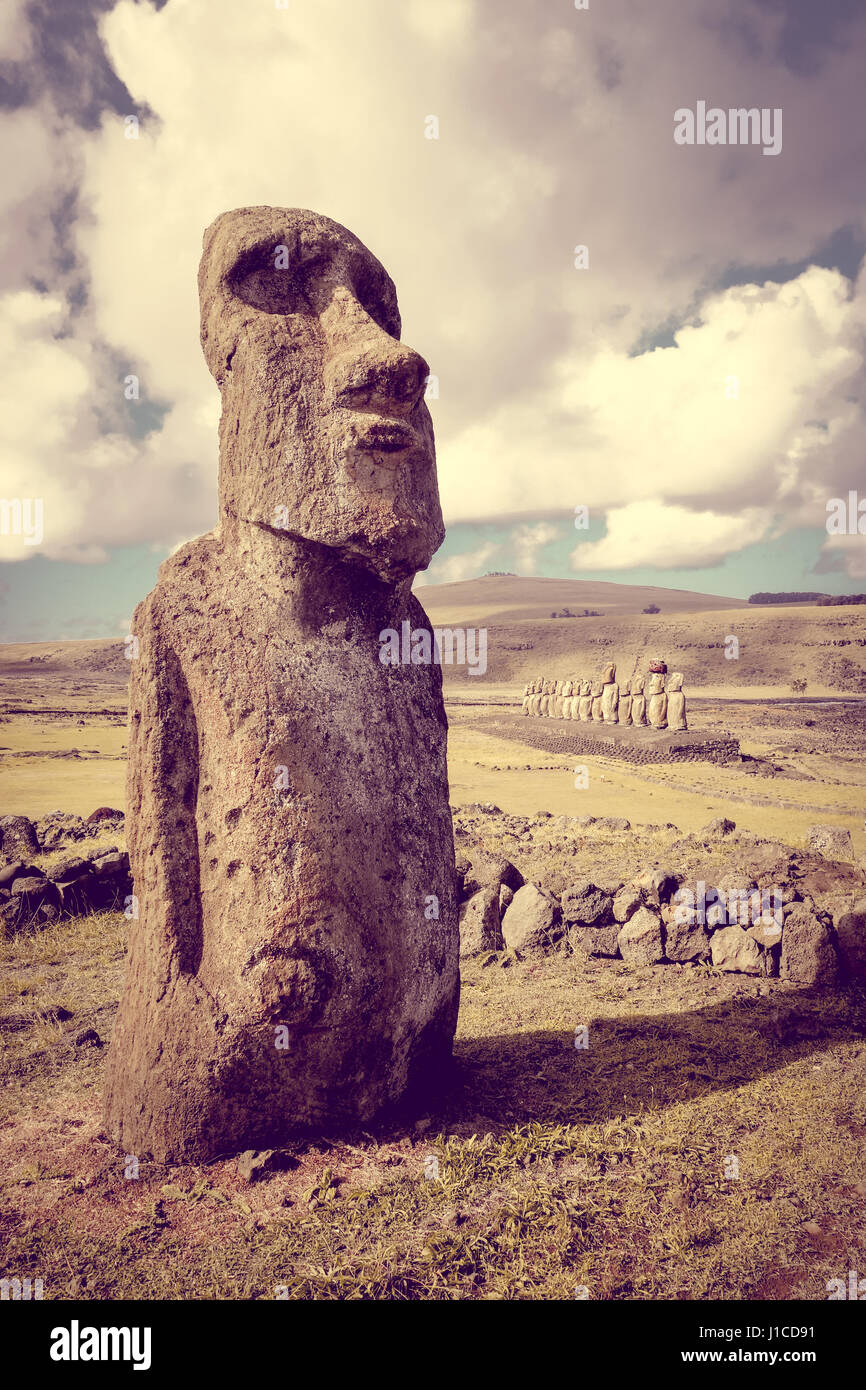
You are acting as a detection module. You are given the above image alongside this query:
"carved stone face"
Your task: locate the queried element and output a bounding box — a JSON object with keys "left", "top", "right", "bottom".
{"left": 602, "top": 663, "right": 616, "bottom": 684}
{"left": 667, "top": 672, "right": 684, "bottom": 691}
{"left": 631, "top": 675, "right": 644, "bottom": 695}
{"left": 199, "top": 206, "right": 444, "bottom": 582}
{"left": 646, "top": 672, "right": 666, "bottom": 695}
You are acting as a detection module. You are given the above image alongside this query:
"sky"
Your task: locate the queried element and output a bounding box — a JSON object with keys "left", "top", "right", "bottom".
{"left": 1, "top": 0, "right": 865, "bottom": 640}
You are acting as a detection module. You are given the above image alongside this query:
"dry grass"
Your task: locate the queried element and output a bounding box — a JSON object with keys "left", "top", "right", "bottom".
{"left": 1, "top": 905, "right": 864, "bottom": 1300}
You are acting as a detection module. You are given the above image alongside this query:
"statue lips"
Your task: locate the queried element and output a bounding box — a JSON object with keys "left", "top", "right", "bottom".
{"left": 354, "top": 418, "right": 417, "bottom": 454}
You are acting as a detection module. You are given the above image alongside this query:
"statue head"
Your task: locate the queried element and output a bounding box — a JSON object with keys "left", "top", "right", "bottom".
{"left": 591, "top": 680, "right": 603, "bottom": 697}
{"left": 667, "top": 672, "right": 684, "bottom": 691}
{"left": 602, "top": 662, "right": 616, "bottom": 684}
{"left": 621, "top": 681, "right": 631, "bottom": 696}
{"left": 198, "top": 206, "right": 444, "bottom": 582}
{"left": 647, "top": 672, "right": 666, "bottom": 695}
{"left": 631, "top": 674, "right": 644, "bottom": 694}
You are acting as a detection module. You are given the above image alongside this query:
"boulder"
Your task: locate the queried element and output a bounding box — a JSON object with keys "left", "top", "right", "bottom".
{"left": 634, "top": 868, "right": 680, "bottom": 906}
{"left": 807, "top": 825, "right": 854, "bottom": 860}
{"left": 568, "top": 922, "right": 622, "bottom": 958}
{"left": 35, "top": 811, "right": 87, "bottom": 851}
{"left": 594, "top": 817, "right": 631, "bottom": 833}
{"left": 710, "top": 926, "right": 762, "bottom": 974}
{"left": 46, "top": 856, "right": 92, "bottom": 883}
{"left": 459, "top": 887, "right": 503, "bottom": 959}
{"left": 702, "top": 817, "right": 736, "bottom": 837}
{"left": 0, "top": 815, "right": 40, "bottom": 861}
{"left": 561, "top": 881, "right": 612, "bottom": 927}
{"left": 86, "top": 806, "right": 124, "bottom": 824}
{"left": 462, "top": 850, "right": 523, "bottom": 899}
{"left": 0, "top": 861, "right": 28, "bottom": 889}
{"left": 612, "top": 886, "right": 644, "bottom": 923}
{"left": 501, "top": 883, "right": 563, "bottom": 953}
{"left": 665, "top": 917, "right": 711, "bottom": 963}
{"left": 779, "top": 905, "right": 838, "bottom": 986}
{"left": 92, "top": 850, "right": 130, "bottom": 877}
{"left": 617, "top": 906, "right": 664, "bottom": 965}
{"left": 499, "top": 883, "right": 514, "bottom": 915}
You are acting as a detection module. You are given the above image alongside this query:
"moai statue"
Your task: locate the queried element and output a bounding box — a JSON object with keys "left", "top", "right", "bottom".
{"left": 647, "top": 672, "right": 668, "bottom": 729}
{"left": 103, "top": 207, "right": 459, "bottom": 1162}
{"left": 521, "top": 680, "right": 533, "bottom": 715}
{"left": 618, "top": 680, "right": 632, "bottom": 726}
{"left": 578, "top": 679, "right": 592, "bottom": 721}
{"left": 561, "top": 678, "right": 575, "bottom": 719}
{"left": 544, "top": 678, "right": 555, "bottom": 716}
{"left": 666, "top": 672, "right": 687, "bottom": 731}
{"left": 590, "top": 680, "right": 604, "bottom": 721}
{"left": 630, "top": 674, "right": 647, "bottom": 726}
{"left": 600, "top": 662, "right": 619, "bottom": 724}
{"left": 529, "top": 679, "right": 543, "bottom": 717}
{"left": 554, "top": 679, "right": 566, "bottom": 718}
{"left": 567, "top": 678, "right": 581, "bottom": 718}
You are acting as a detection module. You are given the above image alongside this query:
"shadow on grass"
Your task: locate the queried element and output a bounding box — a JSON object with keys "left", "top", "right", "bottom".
{"left": 418, "top": 989, "right": 866, "bottom": 1136}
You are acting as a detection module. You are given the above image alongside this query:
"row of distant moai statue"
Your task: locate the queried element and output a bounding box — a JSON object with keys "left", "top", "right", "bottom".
{"left": 521, "top": 660, "right": 687, "bottom": 731}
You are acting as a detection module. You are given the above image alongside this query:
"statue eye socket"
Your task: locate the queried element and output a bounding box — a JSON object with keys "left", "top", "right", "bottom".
{"left": 230, "top": 266, "right": 310, "bottom": 315}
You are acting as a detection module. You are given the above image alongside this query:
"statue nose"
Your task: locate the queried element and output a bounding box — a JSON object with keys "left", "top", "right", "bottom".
{"left": 328, "top": 337, "right": 430, "bottom": 418}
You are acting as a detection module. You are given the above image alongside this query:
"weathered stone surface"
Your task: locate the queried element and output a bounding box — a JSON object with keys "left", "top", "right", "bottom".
{"left": 0, "top": 816, "right": 40, "bottom": 861}
{"left": 568, "top": 922, "right": 621, "bottom": 957}
{"left": 665, "top": 917, "right": 711, "bottom": 962}
{"left": 634, "top": 868, "right": 679, "bottom": 905}
{"left": 646, "top": 673, "right": 667, "bottom": 730}
{"left": 86, "top": 806, "right": 124, "bottom": 824}
{"left": 630, "top": 675, "right": 646, "bottom": 726}
{"left": 595, "top": 816, "right": 631, "bottom": 833}
{"left": 702, "top": 817, "right": 736, "bottom": 837}
{"left": 499, "top": 883, "right": 514, "bottom": 915}
{"left": 666, "top": 673, "right": 687, "bottom": 731}
{"left": 561, "top": 881, "right": 612, "bottom": 926}
{"left": 710, "top": 926, "right": 762, "bottom": 974}
{"left": 779, "top": 905, "right": 838, "bottom": 985}
{"left": 35, "top": 811, "right": 88, "bottom": 851}
{"left": 501, "top": 883, "right": 562, "bottom": 953}
{"left": 617, "top": 906, "right": 664, "bottom": 964}
{"left": 459, "top": 887, "right": 503, "bottom": 959}
{"left": 92, "top": 850, "right": 130, "bottom": 878}
{"left": 103, "top": 207, "right": 459, "bottom": 1162}
{"left": 462, "top": 851, "right": 523, "bottom": 898}
{"left": 834, "top": 900, "right": 866, "bottom": 981}
{"left": 612, "top": 886, "right": 643, "bottom": 923}
{"left": 0, "top": 861, "right": 27, "bottom": 888}
{"left": 45, "top": 856, "right": 92, "bottom": 883}
{"left": 807, "top": 824, "right": 854, "bottom": 860}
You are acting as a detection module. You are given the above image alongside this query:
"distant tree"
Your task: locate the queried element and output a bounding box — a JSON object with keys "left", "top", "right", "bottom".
{"left": 817, "top": 593, "right": 866, "bottom": 606}
{"left": 790, "top": 678, "right": 807, "bottom": 694}
{"left": 643, "top": 603, "right": 661, "bottom": 614}
{"left": 749, "top": 592, "right": 827, "bottom": 605}
{"left": 550, "top": 611, "right": 557, "bottom": 619}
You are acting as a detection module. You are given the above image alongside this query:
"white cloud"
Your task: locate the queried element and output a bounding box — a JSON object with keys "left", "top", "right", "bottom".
{"left": 2, "top": 0, "right": 866, "bottom": 578}
{"left": 417, "top": 541, "right": 500, "bottom": 585}
{"left": 571, "top": 500, "right": 771, "bottom": 571}
{"left": 512, "top": 521, "right": 561, "bottom": 574}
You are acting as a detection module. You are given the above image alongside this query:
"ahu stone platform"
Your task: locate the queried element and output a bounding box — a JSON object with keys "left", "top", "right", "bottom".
{"left": 474, "top": 711, "right": 740, "bottom": 767}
